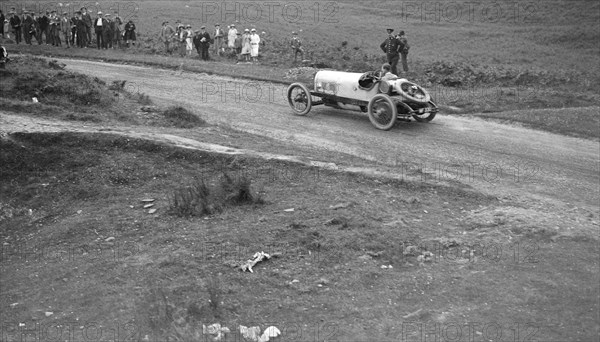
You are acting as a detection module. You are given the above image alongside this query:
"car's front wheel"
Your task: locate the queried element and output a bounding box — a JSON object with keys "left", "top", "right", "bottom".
{"left": 287, "top": 83, "right": 312, "bottom": 116}
{"left": 368, "top": 94, "right": 397, "bottom": 130}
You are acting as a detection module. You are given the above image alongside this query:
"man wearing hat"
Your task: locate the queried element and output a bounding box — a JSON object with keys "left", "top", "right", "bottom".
{"left": 37, "top": 11, "right": 48, "bottom": 44}
{"left": 30, "top": 12, "right": 42, "bottom": 44}
{"left": 396, "top": 30, "right": 410, "bottom": 72}
{"left": 22, "top": 11, "right": 33, "bottom": 44}
{"left": 49, "top": 10, "right": 61, "bottom": 46}
{"left": 75, "top": 11, "right": 88, "bottom": 47}
{"left": 103, "top": 13, "right": 114, "bottom": 48}
{"left": 94, "top": 11, "right": 105, "bottom": 49}
{"left": 380, "top": 28, "right": 401, "bottom": 76}
{"left": 80, "top": 8, "right": 92, "bottom": 45}
{"left": 290, "top": 31, "right": 304, "bottom": 62}
{"left": 61, "top": 12, "right": 71, "bottom": 47}
{"left": 213, "top": 23, "right": 224, "bottom": 56}
{"left": 112, "top": 12, "right": 123, "bottom": 49}
{"left": 227, "top": 24, "right": 237, "bottom": 50}
{"left": 197, "top": 25, "right": 211, "bottom": 60}
{"left": 159, "top": 21, "right": 175, "bottom": 54}
{"left": 9, "top": 11, "right": 22, "bottom": 44}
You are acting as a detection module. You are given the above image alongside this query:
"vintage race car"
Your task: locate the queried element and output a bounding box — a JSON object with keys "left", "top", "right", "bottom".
{"left": 286, "top": 70, "right": 438, "bottom": 130}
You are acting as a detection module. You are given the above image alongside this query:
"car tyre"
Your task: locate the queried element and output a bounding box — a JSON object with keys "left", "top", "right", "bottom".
{"left": 287, "top": 83, "right": 312, "bottom": 116}
{"left": 412, "top": 101, "right": 437, "bottom": 122}
{"left": 395, "top": 80, "right": 431, "bottom": 104}
{"left": 368, "top": 94, "right": 397, "bottom": 130}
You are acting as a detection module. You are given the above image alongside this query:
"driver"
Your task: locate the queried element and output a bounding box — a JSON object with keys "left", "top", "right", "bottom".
{"left": 380, "top": 63, "right": 398, "bottom": 81}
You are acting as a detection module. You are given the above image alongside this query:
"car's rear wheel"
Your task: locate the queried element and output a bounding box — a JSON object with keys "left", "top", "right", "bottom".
{"left": 412, "top": 101, "right": 437, "bottom": 122}
{"left": 287, "top": 83, "right": 312, "bottom": 116}
{"left": 368, "top": 94, "right": 397, "bottom": 130}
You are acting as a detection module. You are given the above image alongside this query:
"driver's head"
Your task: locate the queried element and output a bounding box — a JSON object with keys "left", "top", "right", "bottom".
{"left": 382, "top": 63, "right": 391, "bottom": 73}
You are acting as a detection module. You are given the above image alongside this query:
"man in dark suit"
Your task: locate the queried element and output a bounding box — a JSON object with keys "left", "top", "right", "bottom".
{"left": 22, "top": 11, "right": 33, "bottom": 44}
{"left": 102, "top": 13, "right": 113, "bottom": 48}
{"left": 380, "top": 28, "right": 401, "bottom": 76}
{"left": 112, "top": 12, "right": 123, "bottom": 49}
{"left": 39, "top": 11, "right": 49, "bottom": 44}
{"left": 75, "top": 11, "right": 88, "bottom": 48}
{"left": 30, "top": 13, "right": 42, "bottom": 44}
{"left": 197, "top": 25, "right": 211, "bottom": 60}
{"left": 81, "top": 7, "right": 92, "bottom": 46}
{"left": 9, "top": 11, "right": 22, "bottom": 44}
{"left": 396, "top": 30, "right": 410, "bottom": 72}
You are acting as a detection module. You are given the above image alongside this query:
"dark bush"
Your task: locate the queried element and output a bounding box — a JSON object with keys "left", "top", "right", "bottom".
{"left": 162, "top": 106, "right": 206, "bottom": 128}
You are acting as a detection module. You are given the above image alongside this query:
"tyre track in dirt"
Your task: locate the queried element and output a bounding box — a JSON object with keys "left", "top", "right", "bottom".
{"left": 12, "top": 58, "right": 600, "bottom": 219}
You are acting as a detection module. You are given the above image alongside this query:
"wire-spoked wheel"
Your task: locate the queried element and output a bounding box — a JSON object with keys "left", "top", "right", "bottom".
{"left": 367, "top": 94, "right": 397, "bottom": 130}
{"left": 286, "top": 83, "right": 313, "bottom": 116}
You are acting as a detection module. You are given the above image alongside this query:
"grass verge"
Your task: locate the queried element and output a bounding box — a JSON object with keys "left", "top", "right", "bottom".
{"left": 0, "top": 131, "right": 597, "bottom": 341}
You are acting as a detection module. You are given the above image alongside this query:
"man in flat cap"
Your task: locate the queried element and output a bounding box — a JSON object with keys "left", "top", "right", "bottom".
{"left": 81, "top": 7, "right": 92, "bottom": 45}
{"left": 30, "top": 12, "right": 42, "bottom": 44}
{"left": 290, "top": 31, "right": 304, "bottom": 62}
{"left": 380, "top": 28, "right": 401, "bottom": 76}
{"left": 9, "top": 11, "right": 22, "bottom": 44}
{"left": 197, "top": 25, "right": 211, "bottom": 60}
{"left": 22, "top": 11, "right": 34, "bottom": 44}
{"left": 94, "top": 11, "right": 104, "bottom": 48}
{"left": 75, "top": 11, "right": 88, "bottom": 47}
{"left": 103, "top": 13, "right": 114, "bottom": 48}
{"left": 396, "top": 30, "right": 410, "bottom": 72}
{"left": 160, "top": 21, "right": 175, "bottom": 54}
{"left": 61, "top": 12, "right": 71, "bottom": 47}
{"left": 49, "top": 10, "right": 61, "bottom": 46}
{"left": 112, "top": 12, "right": 123, "bottom": 49}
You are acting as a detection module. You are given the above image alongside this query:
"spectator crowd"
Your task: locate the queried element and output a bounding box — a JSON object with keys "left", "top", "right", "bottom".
{"left": 1, "top": 7, "right": 310, "bottom": 64}
{"left": 1, "top": 7, "right": 319, "bottom": 65}
{"left": 1, "top": 7, "right": 136, "bottom": 49}
{"left": 160, "top": 22, "right": 266, "bottom": 62}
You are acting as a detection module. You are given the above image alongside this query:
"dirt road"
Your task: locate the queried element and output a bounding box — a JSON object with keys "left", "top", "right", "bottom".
{"left": 6, "top": 58, "right": 600, "bottom": 222}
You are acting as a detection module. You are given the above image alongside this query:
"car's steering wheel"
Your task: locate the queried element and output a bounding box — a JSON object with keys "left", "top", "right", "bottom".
{"left": 373, "top": 70, "right": 382, "bottom": 79}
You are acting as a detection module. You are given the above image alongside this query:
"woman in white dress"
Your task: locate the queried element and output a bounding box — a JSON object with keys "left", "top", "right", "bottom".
{"left": 227, "top": 24, "right": 237, "bottom": 49}
{"left": 241, "top": 28, "right": 251, "bottom": 62}
{"left": 185, "top": 25, "right": 193, "bottom": 56}
{"left": 249, "top": 28, "right": 260, "bottom": 62}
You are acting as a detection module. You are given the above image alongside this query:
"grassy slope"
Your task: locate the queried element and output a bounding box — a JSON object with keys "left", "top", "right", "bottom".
{"left": 0, "top": 132, "right": 598, "bottom": 341}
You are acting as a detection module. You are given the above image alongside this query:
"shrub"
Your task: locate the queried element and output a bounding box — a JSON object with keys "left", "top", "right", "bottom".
{"left": 168, "top": 173, "right": 263, "bottom": 218}
{"left": 168, "top": 179, "right": 215, "bottom": 217}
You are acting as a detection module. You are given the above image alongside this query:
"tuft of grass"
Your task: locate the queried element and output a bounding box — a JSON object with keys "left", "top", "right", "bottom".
{"left": 168, "top": 179, "right": 215, "bottom": 217}
{"left": 162, "top": 106, "right": 206, "bottom": 128}
{"left": 136, "top": 92, "right": 153, "bottom": 105}
{"left": 168, "top": 173, "right": 264, "bottom": 218}
{"left": 108, "top": 80, "right": 127, "bottom": 90}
